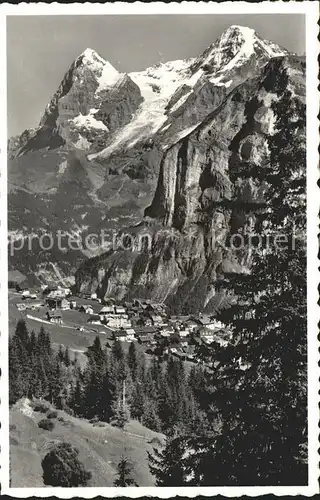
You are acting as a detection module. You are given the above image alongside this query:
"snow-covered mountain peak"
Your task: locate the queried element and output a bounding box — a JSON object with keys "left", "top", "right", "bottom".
{"left": 78, "top": 47, "right": 106, "bottom": 65}
{"left": 74, "top": 48, "right": 122, "bottom": 89}
{"left": 222, "top": 24, "right": 255, "bottom": 38}
{"left": 218, "top": 24, "right": 256, "bottom": 49}
{"left": 192, "top": 24, "right": 287, "bottom": 79}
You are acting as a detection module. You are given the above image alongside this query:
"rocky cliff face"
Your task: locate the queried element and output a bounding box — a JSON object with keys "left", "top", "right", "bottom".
{"left": 74, "top": 55, "right": 306, "bottom": 313}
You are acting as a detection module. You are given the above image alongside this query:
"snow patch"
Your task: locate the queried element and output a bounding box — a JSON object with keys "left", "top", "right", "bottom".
{"left": 170, "top": 91, "right": 192, "bottom": 113}
{"left": 259, "top": 89, "right": 281, "bottom": 107}
{"left": 58, "top": 160, "right": 68, "bottom": 175}
{"left": 171, "top": 122, "right": 202, "bottom": 143}
{"left": 75, "top": 135, "right": 91, "bottom": 150}
{"left": 72, "top": 113, "right": 109, "bottom": 131}
{"left": 210, "top": 75, "right": 233, "bottom": 88}
{"left": 223, "top": 80, "right": 233, "bottom": 88}
{"left": 188, "top": 68, "right": 204, "bottom": 86}
{"left": 161, "top": 123, "right": 172, "bottom": 133}
{"left": 257, "top": 38, "right": 286, "bottom": 58}
{"left": 256, "top": 107, "right": 277, "bottom": 135}
{"left": 96, "top": 61, "right": 122, "bottom": 92}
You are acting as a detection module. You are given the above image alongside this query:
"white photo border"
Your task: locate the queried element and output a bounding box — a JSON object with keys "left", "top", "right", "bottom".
{"left": 0, "top": 1, "right": 318, "bottom": 497}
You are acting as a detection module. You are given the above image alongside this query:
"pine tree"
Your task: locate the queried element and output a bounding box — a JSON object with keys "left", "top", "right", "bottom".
{"left": 142, "top": 398, "right": 161, "bottom": 432}
{"left": 136, "top": 347, "right": 146, "bottom": 383}
{"left": 70, "top": 379, "right": 83, "bottom": 416}
{"left": 149, "top": 356, "right": 163, "bottom": 392}
{"left": 82, "top": 362, "right": 102, "bottom": 419}
{"left": 113, "top": 456, "right": 137, "bottom": 486}
{"left": 111, "top": 339, "right": 126, "bottom": 382}
{"left": 63, "top": 347, "right": 71, "bottom": 367}
{"left": 159, "top": 357, "right": 188, "bottom": 430}
{"left": 14, "top": 319, "right": 30, "bottom": 347}
{"left": 9, "top": 337, "right": 26, "bottom": 404}
{"left": 57, "top": 345, "right": 64, "bottom": 363}
{"left": 111, "top": 381, "right": 130, "bottom": 429}
{"left": 143, "top": 366, "right": 156, "bottom": 399}
{"left": 130, "top": 384, "right": 145, "bottom": 421}
{"left": 37, "top": 326, "right": 52, "bottom": 356}
{"left": 148, "top": 435, "right": 190, "bottom": 486}
{"left": 157, "top": 376, "right": 174, "bottom": 431}
{"left": 86, "top": 336, "right": 105, "bottom": 366}
{"left": 28, "top": 330, "right": 37, "bottom": 356}
{"left": 127, "top": 342, "right": 138, "bottom": 381}
{"left": 48, "top": 358, "right": 64, "bottom": 406}
{"left": 99, "top": 361, "right": 116, "bottom": 422}
{"left": 82, "top": 336, "right": 108, "bottom": 419}
{"left": 33, "top": 355, "right": 49, "bottom": 399}
{"left": 111, "top": 339, "right": 124, "bottom": 362}
{"left": 9, "top": 320, "right": 31, "bottom": 402}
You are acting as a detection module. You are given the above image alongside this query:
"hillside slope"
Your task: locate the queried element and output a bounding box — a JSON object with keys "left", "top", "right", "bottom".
{"left": 10, "top": 398, "right": 164, "bottom": 487}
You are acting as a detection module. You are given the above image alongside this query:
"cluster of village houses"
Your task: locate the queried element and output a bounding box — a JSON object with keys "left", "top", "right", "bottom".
{"left": 14, "top": 284, "right": 230, "bottom": 361}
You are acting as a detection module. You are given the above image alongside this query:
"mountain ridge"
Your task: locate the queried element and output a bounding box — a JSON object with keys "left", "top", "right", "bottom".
{"left": 9, "top": 25, "right": 286, "bottom": 159}
{"left": 8, "top": 26, "right": 303, "bottom": 298}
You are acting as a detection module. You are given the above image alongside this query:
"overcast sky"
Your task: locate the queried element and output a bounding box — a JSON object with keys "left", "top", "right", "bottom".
{"left": 7, "top": 14, "right": 305, "bottom": 137}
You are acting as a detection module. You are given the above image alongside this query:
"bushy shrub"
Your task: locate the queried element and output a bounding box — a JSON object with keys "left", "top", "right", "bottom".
{"left": 149, "top": 437, "right": 163, "bottom": 447}
{"left": 10, "top": 436, "right": 19, "bottom": 446}
{"left": 38, "top": 418, "right": 54, "bottom": 431}
{"left": 62, "top": 420, "right": 71, "bottom": 427}
{"left": 63, "top": 406, "right": 74, "bottom": 417}
{"left": 47, "top": 410, "right": 58, "bottom": 419}
{"left": 41, "top": 442, "right": 92, "bottom": 486}
{"left": 93, "top": 422, "right": 106, "bottom": 428}
{"left": 202, "top": 62, "right": 214, "bottom": 73}
{"left": 89, "top": 416, "right": 99, "bottom": 424}
{"left": 33, "top": 402, "right": 49, "bottom": 413}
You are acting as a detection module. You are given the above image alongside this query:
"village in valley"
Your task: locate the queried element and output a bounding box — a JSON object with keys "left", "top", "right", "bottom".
{"left": 8, "top": 270, "right": 231, "bottom": 367}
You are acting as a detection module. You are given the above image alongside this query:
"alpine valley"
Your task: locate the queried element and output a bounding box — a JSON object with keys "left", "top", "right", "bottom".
{"left": 8, "top": 25, "right": 305, "bottom": 313}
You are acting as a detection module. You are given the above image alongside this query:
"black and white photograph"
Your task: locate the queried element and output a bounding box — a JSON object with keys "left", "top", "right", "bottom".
{"left": 1, "top": 1, "right": 318, "bottom": 496}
